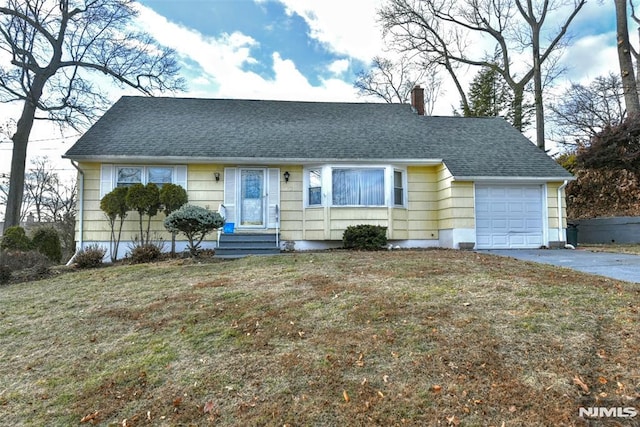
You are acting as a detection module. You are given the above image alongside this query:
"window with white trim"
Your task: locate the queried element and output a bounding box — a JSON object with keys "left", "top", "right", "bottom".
{"left": 394, "top": 170, "right": 404, "bottom": 205}
{"left": 333, "top": 168, "right": 385, "bottom": 206}
{"left": 116, "top": 166, "right": 175, "bottom": 188}
{"left": 303, "top": 166, "right": 407, "bottom": 208}
{"left": 116, "top": 167, "right": 143, "bottom": 187}
{"left": 308, "top": 169, "right": 322, "bottom": 206}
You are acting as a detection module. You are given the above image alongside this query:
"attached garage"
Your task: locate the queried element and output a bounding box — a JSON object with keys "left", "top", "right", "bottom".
{"left": 475, "top": 184, "right": 545, "bottom": 249}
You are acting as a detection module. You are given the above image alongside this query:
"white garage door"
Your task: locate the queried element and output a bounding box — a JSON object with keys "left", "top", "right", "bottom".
{"left": 475, "top": 185, "right": 544, "bottom": 249}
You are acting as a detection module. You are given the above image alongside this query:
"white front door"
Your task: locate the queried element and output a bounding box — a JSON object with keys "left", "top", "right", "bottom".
{"left": 239, "top": 168, "right": 266, "bottom": 228}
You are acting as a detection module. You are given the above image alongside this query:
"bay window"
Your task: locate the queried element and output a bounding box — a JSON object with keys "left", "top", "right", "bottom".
{"left": 332, "top": 168, "right": 385, "bottom": 206}
{"left": 304, "top": 166, "right": 406, "bottom": 208}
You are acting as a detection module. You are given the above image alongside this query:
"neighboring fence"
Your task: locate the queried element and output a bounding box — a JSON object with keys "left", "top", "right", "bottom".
{"left": 570, "top": 216, "right": 640, "bottom": 244}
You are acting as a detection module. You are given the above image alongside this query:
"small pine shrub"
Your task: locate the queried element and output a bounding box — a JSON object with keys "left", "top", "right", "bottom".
{"left": 1, "top": 226, "right": 32, "bottom": 251}
{"left": 74, "top": 244, "right": 106, "bottom": 269}
{"left": 129, "top": 244, "right": 162, "bottom": 264}
{"left": 164, "top": 204, "right": 224, "bottom": 256}
{"left": 343, "top": 225, "right": 388, "bottom": 251}
{"left": 31, "top": 227, "right": 62, "bottom": 263}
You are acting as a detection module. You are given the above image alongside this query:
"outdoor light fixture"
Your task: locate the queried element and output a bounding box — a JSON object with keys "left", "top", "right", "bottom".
{"left": 284, "top": 171, "right": 290, "bottom": 182}
{"left": 214, "top": 172, "right": 220, "bottom": 182}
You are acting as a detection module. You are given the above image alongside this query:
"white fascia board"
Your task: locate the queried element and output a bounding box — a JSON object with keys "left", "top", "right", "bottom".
{"left": 64, "top": 155, "right": 444, "bottom": 166}
{"left": 452, "top": 175, "right": 576, "bottom": 182}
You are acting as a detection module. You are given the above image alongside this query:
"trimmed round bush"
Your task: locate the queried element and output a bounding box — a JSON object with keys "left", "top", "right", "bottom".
{"left": 1, "top": 226, "right": 32, "bottom": 251}
{"left": 164, "top": 204, "right": 224, "bottom": 256}
{"left": 343, "top": 224, "right": 388, "bottom": 250}
{"left": 31, "top": 227, "right": 62, "bottom": 263}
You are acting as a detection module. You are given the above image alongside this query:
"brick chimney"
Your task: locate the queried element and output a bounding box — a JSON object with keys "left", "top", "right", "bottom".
{"left": 411, "top": 85, "right": 425, "bottom": 116}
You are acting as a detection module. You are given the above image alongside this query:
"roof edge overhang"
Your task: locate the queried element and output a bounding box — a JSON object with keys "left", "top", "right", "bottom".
{"left": 62, "top": 155, "right": 444, "bottom": 166}
{"left": 452, "top": 175, "right": 576, "bottom": 182}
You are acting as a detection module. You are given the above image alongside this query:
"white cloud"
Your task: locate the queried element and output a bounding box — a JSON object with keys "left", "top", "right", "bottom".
{"left": 275, "top": 0, "right": 385, "bottom": 62}
{"left": 135, "top": 4, "right": 360, "bottom": 102}
{"left": 328, "top": 59, "right": 350, "bottom": 76}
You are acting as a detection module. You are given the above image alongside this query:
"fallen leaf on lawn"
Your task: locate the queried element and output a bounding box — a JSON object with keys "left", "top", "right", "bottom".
{"left": 432, "top": 385, "right": 442, "bottom": 393}
{"left": 509, "top": 405, "right": 516, "bottom": 413}
{"left": 147, "top": 411, "right": 151, "bottom": 421}
{"left": 446, "top": 415, "right": 460, "bottom": 425}
{"left": 377, "top": 390, "right": 384, "bottom": 398}
{"left": 383, "top": 375, "right": 389, "bottom": 383}
{"left": 80, "top": 411, "right": 99, "bottom": 423}
{"left": 573, "top": 375, "right": 589, "bottom": 393}
{"left": 203, "top": 400, "right": 215, "bottom": 414}
{"left": 598, "top": 376, "right": 607, "bottom": 384}
{"left": 173, "top": 397, "right": 182, "bottom": 407}
{"left": 356, "top": 353, "right": 364, "bottom": 367}
{"left": 343, "top": 390, "right": 350, "bottom": 403}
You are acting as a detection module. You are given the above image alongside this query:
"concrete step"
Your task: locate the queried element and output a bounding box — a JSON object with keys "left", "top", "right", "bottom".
{"left": 216, "top": 233, "right": 280, "bottom": 258}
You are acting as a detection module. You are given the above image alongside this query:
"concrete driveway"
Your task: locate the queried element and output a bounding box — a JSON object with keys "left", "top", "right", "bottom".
{"left": 481, "top": 249, "right": 640, "bottom": 283}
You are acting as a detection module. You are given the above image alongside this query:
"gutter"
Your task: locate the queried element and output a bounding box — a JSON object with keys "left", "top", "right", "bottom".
{"left": 558, "top": 180, "right": 569, "bottom": 244}
{"left": 66, "top": 161, "right": 85, "bottom": 266}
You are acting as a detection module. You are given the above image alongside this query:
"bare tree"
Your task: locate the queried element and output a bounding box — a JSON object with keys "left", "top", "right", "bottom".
{"left": 0, "top": 156, "right": 76, "bottom": 223}
{"left": 615, "top": 0, "right": 640, "bottom": 116}
{"left": 549, "top": 73, "right": 626, "bottom": 146}
{"left": 379, "top": 0, "right": 586, "bottom": 150}
{"left": 354, "top": 55, "right": 442, "bottom": 114}
{"left": 0, "top": 0, "right": 185, "bottom": 232}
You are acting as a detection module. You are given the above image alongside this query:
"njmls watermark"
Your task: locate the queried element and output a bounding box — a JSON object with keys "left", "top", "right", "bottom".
{"left": 579, "top": 407, "right": 638, "bottom": 418}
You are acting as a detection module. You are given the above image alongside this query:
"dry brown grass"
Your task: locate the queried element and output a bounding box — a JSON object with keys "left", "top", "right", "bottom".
{"left": 0, "top": 250, "right": 639, "bottom": 426}
{"left": 579, "top": 244, "right": 640, "bottom": 255}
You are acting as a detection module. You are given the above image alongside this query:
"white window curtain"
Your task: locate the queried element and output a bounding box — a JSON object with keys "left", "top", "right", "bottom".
{"left": 332, "top": 168, "right": 384, "bottom": 206}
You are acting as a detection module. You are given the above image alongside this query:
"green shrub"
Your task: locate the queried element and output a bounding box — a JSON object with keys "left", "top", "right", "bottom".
{"left": 101, "top": 186, "right": 129, "bottom": 262}
{"left": 1, "top": 250, "right": 51, "bottom": 270}
{"left": 31, "top": 227, "right": 62, "bottom": 263}
{"left": 74, "top": 244, "right": 106, "bottom": 269}
{"left": 343, "top": 225, "right": 388, "bottom": 251}
{"left": 129, "top": 244, "right": 163, "bottom": 264}
{"left": 1, "top": 226, "right": 32, "bottom": 251}
{"left": 159, "top": 183, "right": 189, "bottom": 257}
{"left": 126, "top": 182, "right": 160, "bottom": 246}
{"left": 0, "top": 265, "right": 11, "bottom": 285}
{"left": 0, "top": 249, "right": 51, "bottom": 283}
{"left": 164, "top": 204, "right": 224, "bottom": 256}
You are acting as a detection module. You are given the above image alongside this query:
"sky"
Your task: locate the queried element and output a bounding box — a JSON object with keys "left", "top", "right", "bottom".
{"left": 0, "top": 0, "right": 625, "bottom": 183}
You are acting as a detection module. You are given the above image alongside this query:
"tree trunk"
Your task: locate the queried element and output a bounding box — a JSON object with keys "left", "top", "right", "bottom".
{"left": 532, "top": 23, "right": 545, "bottom": 150}
{"left": 512, "top": 86, "right": 525, "bottom": 132}
{"left": 615, "top": 0, "right": 640, "bottom": 116}
{"left": 4, "top": 100, "right": 39, "bottom": 231}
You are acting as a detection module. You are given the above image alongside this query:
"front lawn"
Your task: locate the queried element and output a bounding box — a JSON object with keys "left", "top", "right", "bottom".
{"left": 0, "top": 250, "right": 638, "bottom": 426}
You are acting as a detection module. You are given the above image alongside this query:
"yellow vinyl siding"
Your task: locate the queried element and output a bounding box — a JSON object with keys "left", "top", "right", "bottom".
{"left": 279, "top": 166, "right": 303, "bottom": 241}
{"left": 437, "top": 164, "right": 475, "bottom": 230}
{"left": 298, "top": 165, "right": 440, "bottom": 241}
{"left": 546, "top": 182, "right": 567, "bottom": 229}
{"left": 186, "top": 164, "right": 223, "bottom": 208}
{"left": 79, "top": 163, "right": 226, "bottom": 244}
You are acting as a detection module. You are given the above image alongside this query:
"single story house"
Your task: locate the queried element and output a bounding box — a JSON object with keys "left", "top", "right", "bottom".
{"left": 63, "top": 87, "right": 573, "bottom": 258}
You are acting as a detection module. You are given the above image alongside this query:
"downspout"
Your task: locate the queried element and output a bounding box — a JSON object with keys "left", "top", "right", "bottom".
{"left": 66, "top": 161, "right": 84, "bottom": 266}
{"left": 557, "top": 180, "right": 569, "bottom": 245}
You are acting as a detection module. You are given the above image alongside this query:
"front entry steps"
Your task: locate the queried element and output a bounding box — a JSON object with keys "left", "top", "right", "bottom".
{"left": 215, "top": 233, "right": 281, "bottom": 258}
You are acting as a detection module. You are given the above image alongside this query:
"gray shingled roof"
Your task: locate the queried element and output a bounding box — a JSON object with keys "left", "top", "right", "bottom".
{"left": 64, "top": 96, "right": 572, "bottom": 178}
